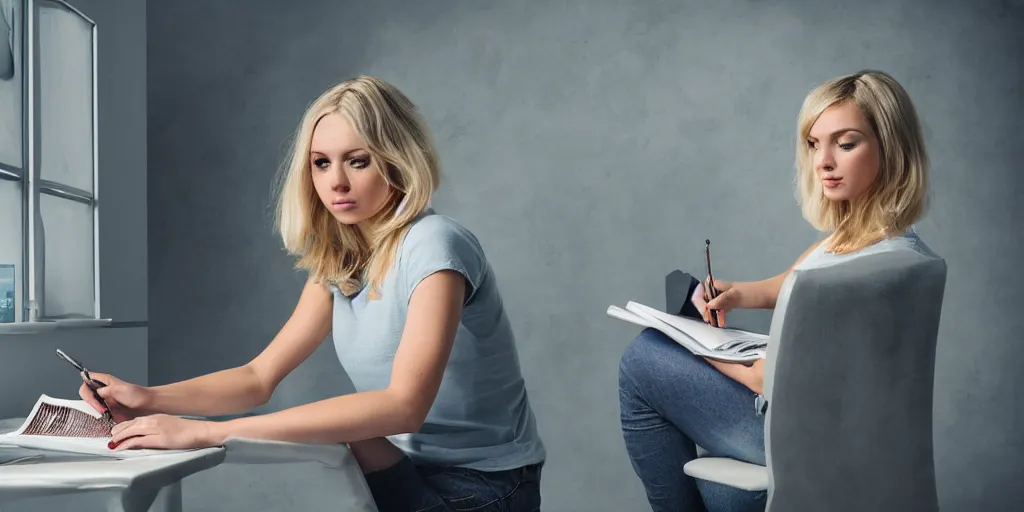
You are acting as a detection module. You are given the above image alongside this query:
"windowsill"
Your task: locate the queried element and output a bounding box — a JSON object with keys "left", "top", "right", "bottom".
{"left": 0, "top": 318, "right": 113, "bottom": 336}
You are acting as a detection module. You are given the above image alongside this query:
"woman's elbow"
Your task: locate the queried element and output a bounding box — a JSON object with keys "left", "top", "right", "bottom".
{"left": 243, "top": 364, "right": 277, "bottom": 407}
{"left": 390, "top": 392, "right": 431, "bottom": 434}
{"left": 396, "top": 415, "right": 425, "bottom": 435}
{"left": 253, "top": 388, "right": 273, "bottom": 408}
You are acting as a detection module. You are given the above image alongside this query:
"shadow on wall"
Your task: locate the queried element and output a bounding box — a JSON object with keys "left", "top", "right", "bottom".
{"left": 147, "top": 1, "right": 1024, "bottom": 511}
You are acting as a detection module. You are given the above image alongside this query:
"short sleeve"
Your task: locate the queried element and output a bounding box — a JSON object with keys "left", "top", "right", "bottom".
{"left": 399, "top": 216, "right": 485, "bottom": 303}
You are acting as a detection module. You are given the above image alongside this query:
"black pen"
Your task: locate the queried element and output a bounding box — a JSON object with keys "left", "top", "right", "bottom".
{"left": 705, "top": 239, "right": 721, "bottom": 327}
{"left": 55, "top": 349, "right": 116, "bottom": 427}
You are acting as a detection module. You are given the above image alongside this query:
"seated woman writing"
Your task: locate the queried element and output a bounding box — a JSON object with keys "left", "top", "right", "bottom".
{"left": 617, "top": 69, "right": 938, "bottom": 512}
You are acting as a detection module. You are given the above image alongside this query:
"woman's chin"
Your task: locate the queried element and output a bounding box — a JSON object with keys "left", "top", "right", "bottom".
{"left": 329, "top": 210, "right": 364, "bottom": 225}
{"left": 822, "top": 189, "right": 849, "bottom": 202}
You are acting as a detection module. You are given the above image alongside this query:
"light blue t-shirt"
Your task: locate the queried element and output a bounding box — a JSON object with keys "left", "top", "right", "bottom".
{"left": 330, "top": 209, "right": 546, "bottom": 471}
{"left": 794, "top": 227, "right": 937, "bottom": 271}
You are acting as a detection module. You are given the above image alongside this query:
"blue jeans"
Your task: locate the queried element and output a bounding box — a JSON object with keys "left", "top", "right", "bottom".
{"left": 619, "top": 328, "right": 767, "bottom": 512}
{"left": 364, "top": 456, "right": 543, "bottom": 512}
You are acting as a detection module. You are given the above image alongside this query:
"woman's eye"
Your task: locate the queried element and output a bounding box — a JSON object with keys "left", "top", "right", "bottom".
{"left": 806, "top": 139, "right": 817, "bottom": 149}
{"left": 349, "top": 157, "right": 370, "bottom": 169}
{"left": 839, "top": 142, "right": 856, "bottom": 151}
{"left": 312, "top": 158, "right": 330, "bottom": 169}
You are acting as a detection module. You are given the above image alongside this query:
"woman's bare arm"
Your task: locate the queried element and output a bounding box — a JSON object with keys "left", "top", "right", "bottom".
{"left": 203, "top": 270, "right": 465, "bottom": 444}
{"left": 143, "top": 278, "right": 334, "bottom": 417}
{"left": 728, "top": 240, "right": 823, "bottom": 310}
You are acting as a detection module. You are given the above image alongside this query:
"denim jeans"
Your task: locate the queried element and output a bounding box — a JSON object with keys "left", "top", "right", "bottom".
{"left": 364, "top": 456, "right": 543, "bottom": 512}
{"left": 619, "top": 328, "right": 767, "bottom": 512}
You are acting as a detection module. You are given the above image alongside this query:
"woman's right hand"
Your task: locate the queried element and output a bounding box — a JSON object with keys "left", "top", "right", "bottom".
{"left": 691, "top": 277, "right": 741, "bottom": 328}
{"left": 78, "top": 373, "right": 153, "bottom": 423}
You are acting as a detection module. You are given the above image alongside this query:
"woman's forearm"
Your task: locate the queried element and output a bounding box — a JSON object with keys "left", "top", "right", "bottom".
{"left": 146, "top": 365, "right": 270, "bottom": 417}
{"left": 731, "top": 274, "right": 787, "bottom": 310}
{"left": 724, "top": 242, "right": 818, "bottom": 311}
{"left": 207, "top": 389, "right": 415, "bottom": 446}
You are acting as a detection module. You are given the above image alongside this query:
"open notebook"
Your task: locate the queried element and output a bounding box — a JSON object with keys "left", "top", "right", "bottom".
{"left": 0, "top": 394, "right": 196, "bottom": 458}
{"left": 607, "top": 300, "right": 768, "bottom": 363}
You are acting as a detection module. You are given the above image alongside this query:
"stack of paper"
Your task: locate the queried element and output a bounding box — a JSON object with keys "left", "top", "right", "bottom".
{"left": 0, "top": 395, "right": 195, "bottom": 458}
{"left": 607, "top": 301, "right": 768, "bottom": 363}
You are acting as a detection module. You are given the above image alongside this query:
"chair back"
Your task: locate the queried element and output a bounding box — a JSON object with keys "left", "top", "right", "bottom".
{"left": 762, "top": 249, "right": 947, "bottom": 512}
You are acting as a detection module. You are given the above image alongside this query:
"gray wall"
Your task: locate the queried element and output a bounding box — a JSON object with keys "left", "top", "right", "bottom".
{"left": 147, "top": 1, "right": 1023, "bottom": 510}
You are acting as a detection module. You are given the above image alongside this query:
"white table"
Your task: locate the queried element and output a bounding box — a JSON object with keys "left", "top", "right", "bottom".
{"left": 0, "top": 418, "right": 225, "bottom": 512}
{"left": 0, "top": 418, "right": 378, "bottom": 512}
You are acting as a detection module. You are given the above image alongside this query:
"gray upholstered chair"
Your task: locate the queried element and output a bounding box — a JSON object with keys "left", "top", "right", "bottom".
{"left": 681, "top": 248, "right": 947, "bottom": 512}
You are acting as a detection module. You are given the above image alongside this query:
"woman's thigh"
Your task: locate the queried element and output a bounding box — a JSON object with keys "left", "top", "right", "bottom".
{"left": 620, "top": 327, "right": 766, "bottom": 464}
{"left": 364, "top": 456, "right": 543, "bottom": 512}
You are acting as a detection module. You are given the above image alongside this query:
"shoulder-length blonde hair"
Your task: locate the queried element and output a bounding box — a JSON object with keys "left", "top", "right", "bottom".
{"left": 794, "top": 69, "right": 929, "bottom": 254}
{"left": 274, "top": 76, "right": 441, "bottom": 296}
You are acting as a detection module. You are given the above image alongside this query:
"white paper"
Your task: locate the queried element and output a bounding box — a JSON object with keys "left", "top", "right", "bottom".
{"left": 0, "top": 394, "right": 195, "bottom": 458}
{"left": 607, "top": 301, "right": 767, "bottom": 363}
{"left": 625, "top": 301, "right": 767, "bottom": 349}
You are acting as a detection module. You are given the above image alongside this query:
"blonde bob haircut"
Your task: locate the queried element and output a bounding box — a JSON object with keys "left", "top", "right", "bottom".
{"left": 795, "top": 69, "right": 929, "bottom": 254}
{"left": 274, "top": 76, "right": 441, "bottom": 296}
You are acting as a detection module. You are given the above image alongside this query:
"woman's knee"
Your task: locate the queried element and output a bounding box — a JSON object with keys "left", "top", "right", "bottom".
{"left": 619, "top": 328, "right": 709, "bottom": 391}
{"left": 619, "top": 329, "right": 656, "bottom": 385}
{"left": 620, "top": 329, "right": 682, "bottom": 387}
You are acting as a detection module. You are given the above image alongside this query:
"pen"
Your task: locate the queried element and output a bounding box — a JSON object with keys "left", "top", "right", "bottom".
{"left": 704, "top": 239, "right": 721, "bottom": 327}
{"left": 55, "top": 349, "right": 116, "bottom": 428}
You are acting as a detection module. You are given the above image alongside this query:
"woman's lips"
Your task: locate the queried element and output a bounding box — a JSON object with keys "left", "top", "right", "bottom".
{"left": 330, "top": 200, "right": 357, "bottom": 211}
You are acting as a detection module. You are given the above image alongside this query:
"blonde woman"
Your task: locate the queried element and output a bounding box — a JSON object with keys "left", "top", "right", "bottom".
{"left": 618, "top": 70, "right": 938, "bottom": 512}
{"left": 79, "top": 76, "right": 546, "bottom": 511}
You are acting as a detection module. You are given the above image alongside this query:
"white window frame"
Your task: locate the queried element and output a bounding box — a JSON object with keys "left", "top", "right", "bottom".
{"left": 0, "top": 0, "right": 107, "bottom": 333}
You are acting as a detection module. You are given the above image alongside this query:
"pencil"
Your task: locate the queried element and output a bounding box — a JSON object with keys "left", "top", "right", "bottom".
{"left": 705, "top": 239, "right": 720, "bottom": 327}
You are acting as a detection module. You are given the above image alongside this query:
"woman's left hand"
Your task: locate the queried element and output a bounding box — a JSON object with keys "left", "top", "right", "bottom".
{"left": 704, "top": 357, "right": 765, "bottom": 395}
{"left": 109, "top": 414, "right": 220, "bottom": 451}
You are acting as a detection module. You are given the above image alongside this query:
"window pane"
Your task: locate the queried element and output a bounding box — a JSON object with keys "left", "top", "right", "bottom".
{"left": 38, "top": 1, "right": 93, "bottom": 192}
{"left": 0, "top": 0, "right": 24, "bottom": 169}
{"left": 0, "top": 179, "right": 21, "bottom": 322}
{"left": 39, "top": 194, "right": 93, "bottom": 318}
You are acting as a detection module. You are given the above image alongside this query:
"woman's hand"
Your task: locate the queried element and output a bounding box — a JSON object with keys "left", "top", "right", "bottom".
{"left": 692, "top": 277, "right": 741, "bottom": 328}
{"left": 704, "top": 357, "right": 765, "bottom": 395}
{"left": 78, "top": 373, "right": 154, "bottom": 423}
{"left": 109, "top": 414, "right": 222, "bottom": 451}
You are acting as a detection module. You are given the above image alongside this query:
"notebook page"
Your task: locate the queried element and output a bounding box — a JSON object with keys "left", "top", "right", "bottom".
{"left": 625, "top": 302, "right": 767, "bottom": 350}
{"left": 0, "top": 395, "right": 195, "bottom": 458}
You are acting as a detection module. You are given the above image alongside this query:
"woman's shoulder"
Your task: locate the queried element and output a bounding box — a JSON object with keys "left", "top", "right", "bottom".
{"left": 395, "top": 209, "right": 491, "bottom": 294}
{"left": 400, "top": 209, "right": 487, "bottom": 264}
{"left": 858, "top": 227, "right": 939, "bottom": 261}
{"left": 404, "top": 209, "right": 481, "bottom": 246}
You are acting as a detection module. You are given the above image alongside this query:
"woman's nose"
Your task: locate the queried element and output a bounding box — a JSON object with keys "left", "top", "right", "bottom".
{"left": 816, "top": 148, "right": 835, "bottom": 172}
{"left": 328, "top": 169, "right": 350, "bottom": 192}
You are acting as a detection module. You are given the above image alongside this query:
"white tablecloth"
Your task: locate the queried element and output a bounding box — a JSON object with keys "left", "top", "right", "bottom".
{"left": 0, "top": 418, "right": 378, "bottom": 512}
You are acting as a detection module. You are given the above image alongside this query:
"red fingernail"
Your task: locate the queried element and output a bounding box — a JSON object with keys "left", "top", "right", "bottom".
{"left": 108, "top": 440, "right": 120, "bottom": 449}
